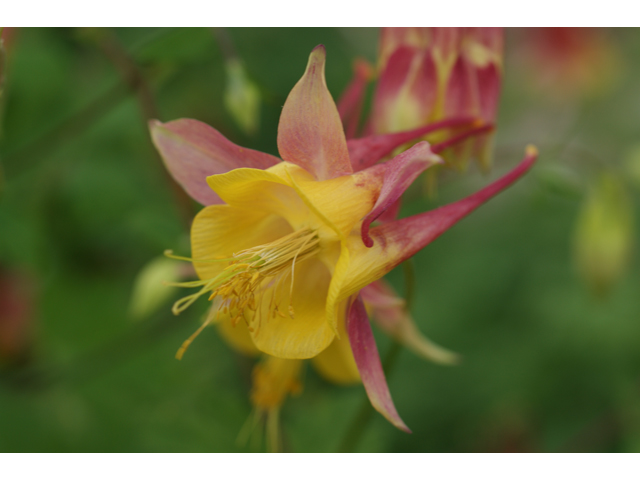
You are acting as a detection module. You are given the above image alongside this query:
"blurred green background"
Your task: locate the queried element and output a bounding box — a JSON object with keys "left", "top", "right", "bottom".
{"left": 1, "top": 27, "right": 640, "bottom": 452}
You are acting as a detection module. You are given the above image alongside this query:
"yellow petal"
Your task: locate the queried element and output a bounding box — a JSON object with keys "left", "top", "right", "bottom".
{"left": 206, "top": 162, "right": 385, "bottom": 242}
{"left": 326, "top": 232, "right": 401, "bottom": 332}
{"left": 191, "top": 204, "right": 291, "bottom": 281}
{"left": 311, "top": 311, "right": 360, "bottom": 384}
{"left": 249, "top": 258, "right": 336, "bottom": 359}
{"left": 205, "top": 164, "right": 311, "bottom": 226}
{"left": 283, "top": 163, "right": 385, "bottom": 239}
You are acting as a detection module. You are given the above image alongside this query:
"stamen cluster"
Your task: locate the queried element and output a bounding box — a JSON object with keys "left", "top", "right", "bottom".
{"left": 167, "top": 228, "right": 320, "bottom": 359}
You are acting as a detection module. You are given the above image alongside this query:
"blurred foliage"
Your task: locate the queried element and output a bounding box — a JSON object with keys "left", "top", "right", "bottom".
{"left": 1, "top": 27, "right": 640, "bottom": 452}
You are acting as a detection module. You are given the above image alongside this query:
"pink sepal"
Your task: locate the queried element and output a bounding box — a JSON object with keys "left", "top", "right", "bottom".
{"left": 371, "top": 46, "right": 437, "bottom": 136}
{"left": 377, "top": 197, "right": 402, "bottom": 224}
{"left": 150, "top": 119, "right": 280, "bottom": 205}
{"left": 477, "top": 63, "right": 501, "bottom": 122}
{"left": 361, "top": 142, "right": 442, "bottom": 247}
{"left": 371, "top": 147, "right": 538, "bottom": 268}
{"left": 277, "top": 45, "right": 353, "bottom": 181}
{"left": 361, "top": 280, "right": 459, "bottom": 365}
{"left": 443, "top": 56, "right": 478, "bottom": 119}
{"left": 360, "top": 281, "right": 405, "bottom": 329}
{"left": 347, "top": 117, "right": 475, "bottom": 172}
{"left": 347, "top": 295, "right": 411, "bottom": 433}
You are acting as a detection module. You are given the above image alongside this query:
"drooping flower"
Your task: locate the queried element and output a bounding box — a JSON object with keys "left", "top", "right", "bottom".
{"left": 366, "top": 28, "right": 503, "bottom": 171}
{"left": 151, "top": 45, "right": 536, "bottom": 432}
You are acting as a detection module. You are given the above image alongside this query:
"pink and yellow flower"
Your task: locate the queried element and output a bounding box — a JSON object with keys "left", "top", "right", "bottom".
{"left": 345, "top": 28, "right": 503, "bottom": 171}
{"left": 151, "top": 45, "right": 536, "bottom": 432}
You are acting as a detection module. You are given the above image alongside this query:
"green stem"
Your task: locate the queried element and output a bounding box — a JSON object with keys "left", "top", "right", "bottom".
{"left": 337, "top": 394, "right": 374, "bottom": 453}
{"left": 337, "top": 259, "right": 416, "bottom": 452}
{"left": 403, "top": 258, "right": 416, "bottom": 312}
{"left": 3, "top": 81, "right": 130, "bottom": 177}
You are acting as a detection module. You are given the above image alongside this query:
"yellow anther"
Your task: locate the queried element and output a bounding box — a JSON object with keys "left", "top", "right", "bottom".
{"left": 169, "top": 227, "right": 320, "bottom": 357}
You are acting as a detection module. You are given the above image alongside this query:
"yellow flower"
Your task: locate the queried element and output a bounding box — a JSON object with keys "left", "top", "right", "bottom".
{"left": 151, "top": 45, "right": 537, "bottom": 432}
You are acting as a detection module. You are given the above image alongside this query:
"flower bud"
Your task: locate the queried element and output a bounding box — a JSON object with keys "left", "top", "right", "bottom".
{"left": 573, "top": 173, "right": 634, "bottom": 297}
{"left": 224, "top": 58, "right": 260, "bottom": 136}
{"left": 129, "top": 255, "right": 194, "bottom": 320}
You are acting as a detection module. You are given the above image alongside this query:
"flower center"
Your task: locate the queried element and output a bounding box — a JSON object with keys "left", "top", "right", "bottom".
{"left": 166, "top": 227, "right": 321, "bottom": 359}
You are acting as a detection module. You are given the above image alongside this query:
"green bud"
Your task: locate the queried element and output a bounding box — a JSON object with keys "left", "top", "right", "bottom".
{"left": 573, "top": 173, "right": 634, "bottom": 297}
{"left": 223, "top": 59, "right": 260, "bottom": 136}
{"left": 129, "top": 256, "right": 191, "bottom": 320}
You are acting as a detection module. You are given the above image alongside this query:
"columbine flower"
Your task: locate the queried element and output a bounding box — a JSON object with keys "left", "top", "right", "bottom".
{"left": 151, "top": 45, "right": 536, "bottom": 432}
{"left": 369, "top": 27, "right": 503, "bottom": 171}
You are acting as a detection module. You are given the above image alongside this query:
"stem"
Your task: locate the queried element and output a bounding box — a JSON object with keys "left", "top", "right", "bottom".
{"left": 337, "top": 394, "right": 374, "bottom": 453}
{"left": 4, "top": 29, "right": 194, "bottom": 228}
{"left": 93, "top": 28, "right": 159, "bottom": 121}
{"left": 91, "top": 28, "right": 194, "bottom": 228}
{"left": 3, "top": 82, "right": 131, "bottom": 176}
{"left": 211, "top": 27, "right": 238, "bottom": 61}
{"left": 337, "top": 259, "right": 416, "bottom": 452}
{"left": 0, "top": 33, "right": 5, "bottom": 199}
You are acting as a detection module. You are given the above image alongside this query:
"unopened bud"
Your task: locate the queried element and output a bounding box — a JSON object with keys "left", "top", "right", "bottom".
{"left": 573, "top": 173, "right": 634, "bottom": 297}
{"left": 224, "top": 59, "right": 260, "bottom": 136}
{"left": 129, "top": 256, "right": 194, "bottom": 320}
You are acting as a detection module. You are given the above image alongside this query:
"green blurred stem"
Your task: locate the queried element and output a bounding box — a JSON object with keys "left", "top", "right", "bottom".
{"left": 3, "top": 27, "right": 171, "bottom": 177}
{"left": 3, "top": 82, "right": 131, "bottom": 177}
{"left": 91, "top": 28, "right": 159, "bottom": 121}
{"left": 212, "top": 27, "right": 238, "bottom": 62}
{"left": 0, "top": 32, "right": 6, "bottom": 198}
{"left": 89, "top": 28, "right": 194, "bottom": 227}
{"left": 338, "top": 259, "right": 416, "bottom": 452}
{"left": 3, "top": 29, "right": 194, "bottom": 227}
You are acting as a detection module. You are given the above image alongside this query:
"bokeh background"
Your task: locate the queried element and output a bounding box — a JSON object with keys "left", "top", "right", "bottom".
{"left": 1, "top": 27, "right": 640, "bottom": 452}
